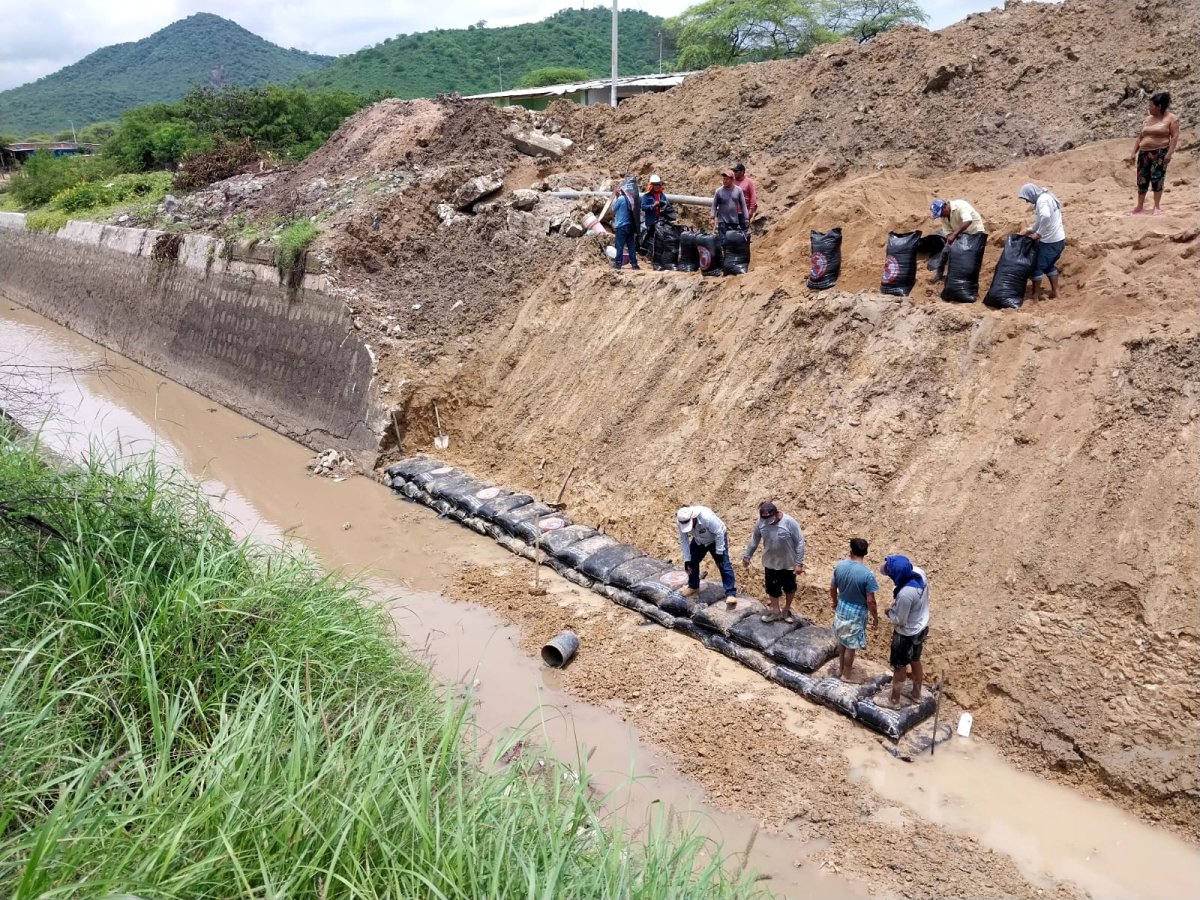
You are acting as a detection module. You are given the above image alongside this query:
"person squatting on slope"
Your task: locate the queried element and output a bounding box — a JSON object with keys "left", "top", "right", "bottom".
{"left": 1018, "top": 183, "right": 1065, "bottom": 301}
{"left": 677, "top": 505, "right": 738, "bottom": 607}
{"left": 742, "top": 501, "right": 805, "bottom": 624}
{"left": 610, "top": 186, "right": 640, "bottom": 270}
{"left": 1129, "top": 92, "right": 1180, "bottom": 216}
{"left": 880, "top": 554, "right": 931, "bottom": 708}
{"left": 929, "top": 197, "right": 985, "bottom": 282}
{"left": 710, "top": 170, "right": 749, "bottom": 248}
{"left": 733, "top": 163, "right": 758, "bottom": 224}
{"left": 829, "top": 537, "right": 879, "bottom": 681}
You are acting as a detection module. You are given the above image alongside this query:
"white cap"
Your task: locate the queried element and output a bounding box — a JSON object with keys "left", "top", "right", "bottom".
{"left": 676, "top": 506, "right": 695, "bottom": 532}
{"left": 648, "top": 174, "right": 662, "bottom": 184}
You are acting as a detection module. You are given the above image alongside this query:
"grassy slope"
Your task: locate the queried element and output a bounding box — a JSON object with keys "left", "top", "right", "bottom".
{"left": 296, "top": 8, "right": 672, "bottom": 99}
{"left": 0, "top": 13, "right": 332, "bottom": 136}
{"left": 0, "top": 435, "right": 759, "bottom": 898}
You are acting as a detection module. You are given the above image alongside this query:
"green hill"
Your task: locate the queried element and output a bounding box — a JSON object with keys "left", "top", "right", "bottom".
{"left": 296, "top": 8, "right": 673, "bottom": 98}
{"left": 0, "top": 13, "right": 333, "bottom": 137}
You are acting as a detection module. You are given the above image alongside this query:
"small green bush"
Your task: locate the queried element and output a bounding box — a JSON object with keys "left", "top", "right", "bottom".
{"left": 51, "top": 171, "right": 172, "bottom": 213}
{"left": 24, "top": 209, "right": 69, "bottom": 233}
{"left": 275, "top": 218, "right": 318, "bottom": 276}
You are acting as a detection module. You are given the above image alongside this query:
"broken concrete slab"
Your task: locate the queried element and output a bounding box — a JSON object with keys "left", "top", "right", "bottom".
{"left": 508, "top": 128, "right": 573, "bottom": 160}
{"left": 561, "top": 220, "right": 586, "bottom": 238}
{"left": 510, "top": 189, "right": 540, "bottom": 211}
{"left": 453, "top": 173, "right": 503, "bottom": 211}
{"left": 437, "top": 203, "right": 467, "bottom": 227}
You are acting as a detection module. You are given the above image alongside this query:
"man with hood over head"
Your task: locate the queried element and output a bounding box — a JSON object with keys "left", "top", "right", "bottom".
{"left": 1018, "top": 182, "right": 1066, "bottom": 301}
{"left": 880, "top": 554, "right": 931, "bottom": 708}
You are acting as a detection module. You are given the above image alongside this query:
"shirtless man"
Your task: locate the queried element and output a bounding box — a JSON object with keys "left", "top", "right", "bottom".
{"left": 1129, "top": 92, "right": 1180, "bottom": 216}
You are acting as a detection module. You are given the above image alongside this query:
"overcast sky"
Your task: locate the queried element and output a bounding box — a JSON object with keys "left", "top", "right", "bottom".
{"left": 0, "top": 0, "right": 1003, "bottom": 92}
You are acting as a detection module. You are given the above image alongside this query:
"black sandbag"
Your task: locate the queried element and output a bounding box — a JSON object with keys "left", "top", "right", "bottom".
{"left": 676, "top": 231, "right": 701, "bottom": 272}
{"left": 493, "top": 500, "right": 555, "bottom": 537}
{"left": 476, "top": 493, "right": 534, "bottom": 521}
{"left": 538, "top": 524, "right": 599, "bottom": 555}
{"left": 400, "top": 481, "right": 431, "bottom": 502}
{"left": 695, "top": 233, "right": 721, "bottom": 275}
{"left": 722, "top": 230, "right": 751, "bottom": 275}
{"left": 431, "top": 477, "right": 491, "bottom": 511}
{"left": 768, "top": 626, "right": 839, "bottom": 672}
{"left": 984, "top": 234, "right": 1037, "bottom": 309}
{"left": 509, "top": 509, "right": 573, "bottom": 543}
{"left": 810, "top": 673, "right": 892, "bottom": 717}
{"left": 556, "top": 533, "right": 620, "bottom": 570}
{"left": 628, "top": 568, "right": 686, "bottom": 603}
{"left": 653, "top": 222, "right": 681, "bottom": 271}
{"left": 495, "top": 533, "right": 536, "bottom": 561}
{"left": 597, "top": 584, "right": 675, "bottom": 628}
{"left": 545, "top": 556, "right": 595, "bottom": 589}
{"left": 806, "top": 228, "right": 843, "bottom": 290}
{"left": 855, "top": 691, "right": 939, "bottom": 740}
{"left": 414, "top": 465, "right": 461, "bottom": 490}
{"left": 673, "top": 616, "right": 710, "bottom": 643}
{"left": 385, "top": 456, "right": 443, "bottom": 482}
{"left": 693, "top": 598, "right": 766, "bottom": 635}
{"left": 880, "top": 230, "right": 922, "bottom": 296}
{"left": 703, "top": 632, "right": 775, "bottom": 678}
{"left": 608, "top": 557, "right": 671, "bottom": 591}
{"left": 769, "top": 665, "right": 817, "bottom": 697}
{"left": 940, "top": 231, "right": 988, "bottom": 303}
{"left": 917, "top": 233, "right": 946, "bottom": 271}
{"left": 578, "top": 544, "right": 645, "bottom": 582}
{"left": 728, "top": 615, "right": 807, "bottom": 654}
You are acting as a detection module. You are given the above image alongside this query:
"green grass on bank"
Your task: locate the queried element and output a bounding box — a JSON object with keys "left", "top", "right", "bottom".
{"left": 0, "top": 434, "right": 762, "bottom": 899}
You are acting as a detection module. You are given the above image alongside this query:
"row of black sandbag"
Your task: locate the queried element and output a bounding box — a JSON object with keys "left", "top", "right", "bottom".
{"left": 805, "top": 227, "right": 1039, "bottom": 308}
{"left": 652, "top": 223, "right": 750, "bottom": 276}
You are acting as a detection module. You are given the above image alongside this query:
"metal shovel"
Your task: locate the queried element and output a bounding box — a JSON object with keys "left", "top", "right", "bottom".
{"left": 432, "top": 399, "right": 449, "bottom": 450}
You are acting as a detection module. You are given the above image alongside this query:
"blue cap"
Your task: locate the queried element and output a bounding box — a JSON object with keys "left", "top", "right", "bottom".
{"left": 930, "top": 199, "right": 948, "bottom": 218}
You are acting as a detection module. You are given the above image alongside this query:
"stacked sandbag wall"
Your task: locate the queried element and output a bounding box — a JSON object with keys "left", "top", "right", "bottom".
{"left": 386, "top": 455, "right": 936, "bottom": 740}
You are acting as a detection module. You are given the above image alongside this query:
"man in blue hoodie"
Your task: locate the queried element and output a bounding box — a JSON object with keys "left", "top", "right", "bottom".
{"left": 611, "top": 187, "right": 639, "bottom": 270}
{"left": 880, "top": 554, "right": 931, "bottom": 707}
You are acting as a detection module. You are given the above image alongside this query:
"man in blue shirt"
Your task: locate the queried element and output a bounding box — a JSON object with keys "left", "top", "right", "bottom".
{"left": 611, "top": 187, "right": 640, "bottom": 270}
{"left": 829, "top": 536, "right": 879, "bottom": 681}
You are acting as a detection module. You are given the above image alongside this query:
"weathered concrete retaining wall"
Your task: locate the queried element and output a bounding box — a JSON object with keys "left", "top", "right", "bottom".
{"left": 0, "top": 223, "right": 377, "bottom": 450}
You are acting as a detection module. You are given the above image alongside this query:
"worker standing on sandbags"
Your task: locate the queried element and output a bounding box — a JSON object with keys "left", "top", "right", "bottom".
{"left": 880, "top": 554, "right": 931, "bottom": 708}
{"left": 677, "top": 505, "right": 737, "bottom": 607}
{"left": 710, "top": 170, "right": 749, "bottom": 248}
{"left": 829, "top": 537, "right": 879, "bottom": 681}
{"left": 733, "top": 164, "right": 758, "bottom": 223}
{"left": 742, "top": 501, "right": 806, "bottom": 624}
{"left": 610, "top": 187, "right": 640, "bottom": 270}
{"left": 929, "top": 198, "right": 985, "bottom": 282}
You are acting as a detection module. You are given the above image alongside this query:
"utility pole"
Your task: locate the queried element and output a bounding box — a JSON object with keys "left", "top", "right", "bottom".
{"left": 497, "top": 57, "right": 503, "bottom": 92}
{"left": 659, "top": 31, "right": 663, "bottom": 74}
{"left": 610, "top": 0, "right": 618, "bottom": 108}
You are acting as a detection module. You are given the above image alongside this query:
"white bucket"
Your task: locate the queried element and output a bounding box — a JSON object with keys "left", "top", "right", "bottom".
{"left": 957, "top": 711, "right": 974, "bottom": 737}
{"left": 583, "top": 213, "right": 607, "bottom": 236}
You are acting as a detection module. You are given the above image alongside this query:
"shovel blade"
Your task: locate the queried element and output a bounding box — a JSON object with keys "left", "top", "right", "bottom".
{"left": 434, "top": 436, "right": 449, "bottom": 450}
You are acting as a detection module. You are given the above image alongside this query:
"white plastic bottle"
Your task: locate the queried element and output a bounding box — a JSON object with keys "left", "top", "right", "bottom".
{"left": 957, "top": 711, "right": 974, "bottom": 737}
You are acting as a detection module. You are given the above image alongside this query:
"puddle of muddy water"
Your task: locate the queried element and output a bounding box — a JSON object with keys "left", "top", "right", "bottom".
{"left": 0, "top": 298, "right": 854, "bottom": 898}
{"left": 846, "top": 738, "right": 1200, "bottom": 900}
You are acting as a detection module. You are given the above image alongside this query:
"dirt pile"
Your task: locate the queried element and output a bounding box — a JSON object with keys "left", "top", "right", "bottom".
{"left": 556, "top": 0, "right": 1196, "bottom": 193}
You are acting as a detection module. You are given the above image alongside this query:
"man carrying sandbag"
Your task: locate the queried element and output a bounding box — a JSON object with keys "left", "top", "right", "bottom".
{"left": 710, "top": 170, "right": 749, "bottom": 249}
{"left": 930, "top": 198, "right": 985, "bottom": 282}
{"left": 677, "top": 505, "right": 737, "bottom": 607}
{"left": 742, "top": 501, "right": 806, "bottom": 624}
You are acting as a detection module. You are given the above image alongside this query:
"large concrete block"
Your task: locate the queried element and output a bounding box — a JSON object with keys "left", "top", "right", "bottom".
{"left": 58, "top": 220, "right": 105, "bottom": 245}
{"left": 0, "top": 212, "right": 26, "bottom": 231}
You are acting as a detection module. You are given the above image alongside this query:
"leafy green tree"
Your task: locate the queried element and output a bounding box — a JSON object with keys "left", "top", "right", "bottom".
{"left": 519, "top": 66, "right": 592, "bottom": 88}
{"left": 819, "top": 0, "right": 927, "bottom": 41}
{"left": 668, "top": 0, "right": 826, "bottom": 69}
{"left": 78, "top": 122, "right": 117, "bottom": 144}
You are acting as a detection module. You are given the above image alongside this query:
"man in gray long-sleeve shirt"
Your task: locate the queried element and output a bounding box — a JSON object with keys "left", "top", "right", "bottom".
{"left": 710, "top": 170, "right": 749, "bottom": 247}
{"left": 742, "top": 501, "right": 806, "bottom": 623}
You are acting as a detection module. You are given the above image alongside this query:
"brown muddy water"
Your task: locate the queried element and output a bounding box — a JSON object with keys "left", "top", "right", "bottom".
{"left": 3, "top": 295, "right": 1198, "bottom": 900}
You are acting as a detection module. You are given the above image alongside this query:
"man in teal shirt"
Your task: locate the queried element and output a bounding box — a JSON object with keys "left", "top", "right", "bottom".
{"left": 829, "top": 537, "right": 879, "bottom": 680}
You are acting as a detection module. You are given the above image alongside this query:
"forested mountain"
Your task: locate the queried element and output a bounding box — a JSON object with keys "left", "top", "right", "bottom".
{"left": 0, "top": 14, "right": 333, "bottom": 136}
{"left": 296, "top": 8, "right": 673, "bottom": 98}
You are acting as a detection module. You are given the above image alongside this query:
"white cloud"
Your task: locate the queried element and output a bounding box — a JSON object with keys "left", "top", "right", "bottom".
{"left": 0, "top": 0, "right": 1011, "bottom": 93}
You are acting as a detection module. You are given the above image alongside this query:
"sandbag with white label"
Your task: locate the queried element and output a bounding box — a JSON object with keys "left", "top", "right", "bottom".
{"left": 880, "top": 230, "right": 922, "bottom": 296}
{"left": 806, "top": 228, "right": 842, "bottom": 290}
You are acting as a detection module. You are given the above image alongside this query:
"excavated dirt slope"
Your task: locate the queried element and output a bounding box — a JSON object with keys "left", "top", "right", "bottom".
{"left": 164, "top": 0, "right": 1198, "bottom": 856}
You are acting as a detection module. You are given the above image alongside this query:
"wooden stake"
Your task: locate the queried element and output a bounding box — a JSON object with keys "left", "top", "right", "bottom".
{"left": 931, "top": 672, "right": 946, "bottom": 756}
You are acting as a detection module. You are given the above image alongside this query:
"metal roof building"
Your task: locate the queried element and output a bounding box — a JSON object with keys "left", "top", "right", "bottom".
{"left": 465, "top": 72, "right": 696, "bottom": 110}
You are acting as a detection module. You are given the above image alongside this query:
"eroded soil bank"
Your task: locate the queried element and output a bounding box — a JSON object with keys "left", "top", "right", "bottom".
{"left": 4, "top": 297, "right": 1198, "bottom": 899}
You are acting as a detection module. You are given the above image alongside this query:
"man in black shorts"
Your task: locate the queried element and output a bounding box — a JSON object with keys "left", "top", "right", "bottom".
{"left": 742, "top": 501, "right": 806, "bottom": 623}
{"left": 880, "top": 554, "right": 931, "bottom": 707}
